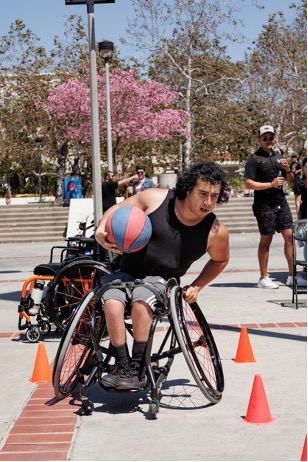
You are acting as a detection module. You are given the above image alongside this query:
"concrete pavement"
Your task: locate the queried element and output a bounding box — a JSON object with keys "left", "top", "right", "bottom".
{"left": 0, "top": 233, "right": 306, "bottom": 461}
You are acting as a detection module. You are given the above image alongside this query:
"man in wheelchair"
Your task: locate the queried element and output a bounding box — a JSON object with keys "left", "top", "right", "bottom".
{"left": 95, "top": 160, "right": 230, "bottom": 390}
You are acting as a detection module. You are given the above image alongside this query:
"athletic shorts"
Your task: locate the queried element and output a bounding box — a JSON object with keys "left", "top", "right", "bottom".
{"left": 252, "top": 201, "right": 293, "bottom": 236}
{"left": 100, "top": 271, "right": 167, "bottom": 312}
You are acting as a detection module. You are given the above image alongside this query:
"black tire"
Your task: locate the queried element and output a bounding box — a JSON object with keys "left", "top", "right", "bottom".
{"left": 170, "top": 286, "right": 224, "bottom": 403}
{"left": 46, "top": 259, "right": 110, "bottom": 332}
{"left": 38, "top": 319, "right": 51, "bottom": 336}
{"left": 26, "top": 326, "right": 41, "bottom": 343}
{"left": 53, "top": 286, "right": 108, "bottom": 398}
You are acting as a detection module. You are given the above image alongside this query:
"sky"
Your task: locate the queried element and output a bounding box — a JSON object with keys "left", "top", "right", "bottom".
{"left": 0, "top": 0, "right": 297, "bottom": 63}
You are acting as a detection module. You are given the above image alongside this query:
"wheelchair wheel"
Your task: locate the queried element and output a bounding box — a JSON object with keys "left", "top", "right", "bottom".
{"left": 170, "top": 286, "right": 224, "bottom": 403}
{"left": 53, "top": 286, "right": 108, "bottom": 398}
{"left": 38, "top": 319, "right": 51, "bottom": 336}
{"left": 46, "top": 259, "right": 110, "bottom": 332}
{"left": 26, "top": 326, "right": 41, "bottom": 343}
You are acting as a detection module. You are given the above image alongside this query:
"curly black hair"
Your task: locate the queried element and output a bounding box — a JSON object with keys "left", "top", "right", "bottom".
{"left": 174, "top": 160, "right": 230, "bottom": 204}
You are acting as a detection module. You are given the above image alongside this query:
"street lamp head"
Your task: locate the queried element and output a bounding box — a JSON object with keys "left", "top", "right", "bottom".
{"left": 98, "top": 40, "right": 114, "bottom": 59}
{"left": 65, "top": 1, "right": 115, "bottom": 4}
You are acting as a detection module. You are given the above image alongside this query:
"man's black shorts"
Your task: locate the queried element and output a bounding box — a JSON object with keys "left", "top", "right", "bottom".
{"left": 252, "top": 201, "right": 293, "bottom": 235}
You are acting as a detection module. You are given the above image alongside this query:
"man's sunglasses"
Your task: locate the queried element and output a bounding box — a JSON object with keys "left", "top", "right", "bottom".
{"left": 137, "top": 171, "right": 144, "bottom": 174}
{"left": 261, "top": 135, "right": 274, "bottom": 142}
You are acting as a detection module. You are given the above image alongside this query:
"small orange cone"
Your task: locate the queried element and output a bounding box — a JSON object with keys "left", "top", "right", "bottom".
{"left": 29, "top": 343, "right": 52, "bottom": 383}
{"left": 234, "top": 327, "right": 256, "bottom": 363}
{"left": 300, "top": 435, "right": 307, "bottom": 461}
{"left": 244, "top": 374, "right": 275, "bottom": 424}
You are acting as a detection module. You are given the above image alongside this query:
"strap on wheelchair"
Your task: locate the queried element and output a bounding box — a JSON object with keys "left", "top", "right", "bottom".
{"left": 133, "top": 279, "right": 167, "bottom": 306}
{"left": 99, "top": 278, "right": 167, "bottom": 306}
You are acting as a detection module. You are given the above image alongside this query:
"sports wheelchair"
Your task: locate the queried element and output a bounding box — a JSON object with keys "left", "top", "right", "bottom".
{"left": 53, "top": 278, "right": 224, "bottom": 419}
{"left": 18, "top": 236, "right": 110, "bottom": 342}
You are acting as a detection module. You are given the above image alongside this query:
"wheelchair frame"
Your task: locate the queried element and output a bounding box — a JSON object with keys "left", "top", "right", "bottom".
{"left": 52, "top": 279, "right": 224, "bottom": 419}
{"left": 18, "top": 237, "right": 110, "bottom": 342}
{"left": 292, "top": 219, "right": 307, "bottom": 309}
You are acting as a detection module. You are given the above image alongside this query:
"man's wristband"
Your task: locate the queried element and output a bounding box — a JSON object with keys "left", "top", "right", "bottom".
{"left": 285, "top": 170, "right": 291, "bottom": 173}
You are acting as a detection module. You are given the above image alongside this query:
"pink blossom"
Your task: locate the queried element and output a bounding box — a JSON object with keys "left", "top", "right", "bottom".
{"left": 44, "top": 68, "right": 188, "bottom": 143}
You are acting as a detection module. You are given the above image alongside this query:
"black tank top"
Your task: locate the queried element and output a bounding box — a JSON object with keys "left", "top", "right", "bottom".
{"left": 118, "top": 190, "right": 216, "bottom": 280}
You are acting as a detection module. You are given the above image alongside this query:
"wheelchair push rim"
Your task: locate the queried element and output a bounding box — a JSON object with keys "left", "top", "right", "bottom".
{"left": 170, "top": 286, "right": 224, "bottom": 403}
{"left": 53, "top": 286, "right": 108, "bottom": 398}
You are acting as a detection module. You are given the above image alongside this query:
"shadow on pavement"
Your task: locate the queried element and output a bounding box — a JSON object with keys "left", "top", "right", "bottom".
{"left": 85, "top": 378, "right": 212, "bottom": 417}
{"left": 212, "top": 324, "right": 307, "bottom": 342}
{"left": 0, "top": 270, "right": 23, "bottom": 274}
{"left": 210, "top": 282, "right": 257, "bottom": 288}
{"left": 0, "top": 291, "right": 20, "bottom": 302}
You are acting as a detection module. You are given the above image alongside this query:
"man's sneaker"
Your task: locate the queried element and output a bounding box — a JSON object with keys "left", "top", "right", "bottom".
{"left": 257, "top": 277, "right": 279, "bottom": 289}
{"left": 102, "top": 362, "right": 147, "bottom": 390}
{"left": 286, "top": 275, "right": 307, "bottom": 287}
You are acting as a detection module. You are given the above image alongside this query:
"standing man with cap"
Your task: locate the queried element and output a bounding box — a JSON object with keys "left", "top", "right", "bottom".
{"left": 245, "top": 125, "right": 306, "bottom": 288}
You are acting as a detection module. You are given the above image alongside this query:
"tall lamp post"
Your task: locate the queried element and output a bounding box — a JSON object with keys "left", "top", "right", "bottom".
{"left": 35, "top": 137, "right": 43, "bottom": 203}
{"left": 65, "top": 0, "right": 115, "bottom": 228}
{"left": 99, "top": 40, "right": 114, "bottom": 172}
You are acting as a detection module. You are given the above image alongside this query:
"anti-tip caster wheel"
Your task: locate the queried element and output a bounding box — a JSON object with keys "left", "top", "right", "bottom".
{"left": 26, "top": 326, "right": 41, "bottom": 343}
{"left": 148, "top": 400, "right": 159, "bottom": 419}
{"left": 80, "top": 399, "right": 94, "bottom": 415}
{"left": 39, "top": 320, "right": 51, "bottom": 336}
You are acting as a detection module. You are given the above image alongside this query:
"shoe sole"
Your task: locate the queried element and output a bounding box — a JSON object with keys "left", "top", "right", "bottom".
{"left": 285, "top": 283, "right": 307, "bottom": 287}
{"left": 102, "top": 378, "right": 147, "bottom": 390}
{"left": 257, "top": 285, "right": 279, "bottom": 289}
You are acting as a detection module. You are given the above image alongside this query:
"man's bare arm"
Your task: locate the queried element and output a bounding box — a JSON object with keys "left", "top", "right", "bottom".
{"left": 184, "top": 219, "right": 229, "bottom": 303}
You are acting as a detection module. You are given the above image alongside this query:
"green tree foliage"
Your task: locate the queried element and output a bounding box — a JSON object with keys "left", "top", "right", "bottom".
{"left": 243, "top": 0, "right": 307, "bottom": 155}
{"left": 0, "top": 2, "right": 306, "bottom": 198}
{"left": 0, "top": 16, "right": 89, "bottom": 198}
{"left": 125, "top": 0, "right": 262, "bottom": 168}
{"left": 126, "top": 0, "right": 306, "bottom": 165}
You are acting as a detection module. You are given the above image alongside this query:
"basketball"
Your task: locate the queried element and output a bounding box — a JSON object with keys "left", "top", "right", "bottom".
{"left": 105, "top": 206, "right": 152, "bottom": 253}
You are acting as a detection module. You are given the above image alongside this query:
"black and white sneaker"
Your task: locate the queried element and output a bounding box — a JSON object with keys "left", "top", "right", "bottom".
{"left": 102, "top": 362, "right": 146, "bottom": 390}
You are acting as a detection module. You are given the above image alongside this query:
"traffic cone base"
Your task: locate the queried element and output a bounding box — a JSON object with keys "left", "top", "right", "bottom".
{"left": 29, "top": 343, "right": 52, "bottom": 383}
{"left": 234, "top": 327, "right": 256, "bottom": 363}
{"left": 300, "top": 434, "right": 307, "bottom": 461}
{"left": 244, "top": 374, "right": 275, "bottom": 424}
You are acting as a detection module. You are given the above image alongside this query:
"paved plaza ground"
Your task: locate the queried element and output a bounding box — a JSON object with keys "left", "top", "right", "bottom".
{"left": 0, "top": 233, "right": 306, "bottom": 461}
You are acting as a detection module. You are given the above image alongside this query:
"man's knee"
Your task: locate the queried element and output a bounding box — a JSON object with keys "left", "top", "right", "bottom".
{"left": 132, "top": 300, "right": 152, "bottom": 317}
{"left": 260, "top": 235, "right": 273, "bottom": 248}
{"left": 104, "top": 300, "right": 125, "bottom": 318}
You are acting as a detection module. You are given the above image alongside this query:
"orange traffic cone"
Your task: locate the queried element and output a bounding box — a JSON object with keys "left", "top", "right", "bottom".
{"left": 300, "top": 435, "right": 307, "bottom": 461}
{"left": 234, "top": 327, "right": 256, "bottom": 363}
{"left": 29, "top": 343, "right": 52, "bottom": 383}
{"left": 244, "top": 374, "right": 275, "bottom": 424}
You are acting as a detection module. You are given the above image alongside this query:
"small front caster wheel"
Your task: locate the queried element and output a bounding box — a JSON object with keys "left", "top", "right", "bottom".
{"left": 81, "top": 399, "right": 94, "bottom": 415}
{"left": 148, "top": 400, "right": 159, "bottom": 419}
{"left": 26, "top": 326, "right": 41, "bottom": 343}
{"left": 38, "top": 320, "right": 51, "bottom": 336}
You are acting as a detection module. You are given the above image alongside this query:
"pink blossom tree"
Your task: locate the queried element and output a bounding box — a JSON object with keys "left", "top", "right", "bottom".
{"left": 45, "top": 67, "right": 188, "bottom": 167}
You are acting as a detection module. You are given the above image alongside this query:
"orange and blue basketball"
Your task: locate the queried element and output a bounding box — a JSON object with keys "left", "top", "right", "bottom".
{"left": 105, "top": 206, "right": 152, "bottom": 253}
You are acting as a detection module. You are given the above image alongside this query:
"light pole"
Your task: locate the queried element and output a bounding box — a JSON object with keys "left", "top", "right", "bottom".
{"left": 35, "top": 137, "right": 43, "bottom": 203}
{"left": 65, "top": 0, "right": 115, "bottom": 228}
{"left": 99, "top": 40, "right": 114, "bottom": 172}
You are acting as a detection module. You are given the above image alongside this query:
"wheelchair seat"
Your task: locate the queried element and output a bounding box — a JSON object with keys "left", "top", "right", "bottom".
{"left": 33, "top": 263, "right": 61, "bottom": 276}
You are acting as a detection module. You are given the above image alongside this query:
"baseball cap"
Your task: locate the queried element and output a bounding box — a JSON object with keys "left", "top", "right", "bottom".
{"left": 259, "top": 125, "right": 275, "bottom": 136}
